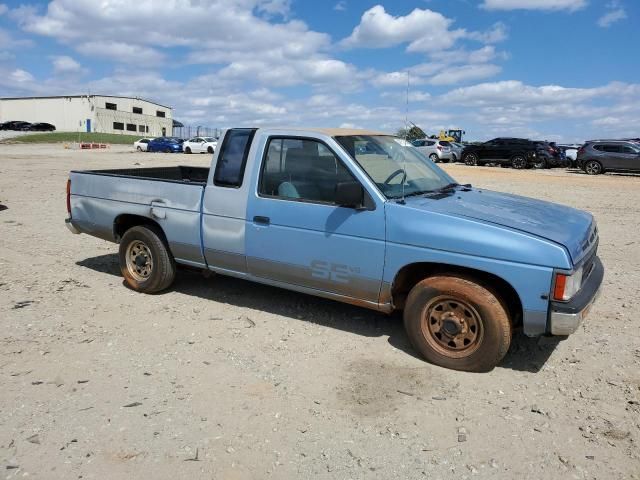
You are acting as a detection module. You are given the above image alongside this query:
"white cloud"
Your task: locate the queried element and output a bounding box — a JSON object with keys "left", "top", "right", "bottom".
{"left": 0, "top": 4, "right": 8, "bottom": 15}
{"left": 77, "top": 41, "right": 164, "bottom": 65}
{"left": 10, "top": 69, "right": 34, "bottom": 83}
{"left": 598, "top": 7, "right": 627, "bottom": 27}
{"left": 51, "top": 55, "right": 85, "bottom": 74}
{"left": 334, "top": 1, "right": 346, "bottom": 11}
{"left": 480, "top": 0, "right": 586, "bottom": 11}
{"left": 428, "top": 64, "right": 502, "bottom": 86}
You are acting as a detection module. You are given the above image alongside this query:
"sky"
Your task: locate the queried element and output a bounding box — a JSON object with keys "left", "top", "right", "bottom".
{"left": 0, "top": 0, "right": 637, "bottom": 142}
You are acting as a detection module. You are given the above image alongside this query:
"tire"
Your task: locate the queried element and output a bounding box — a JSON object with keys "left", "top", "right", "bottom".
{"left": 429, "top": 153, "right": 439, "bottom": 163}
{"left": 119, "top": 226, "right": 176, "bottom": 294}
{"left": 511, "top": 155, "right": 527, "bottom": 169}
{"left": 185, "top": 147, "right": 192, "bottom": 154}
{"left": 403, "top": 275, "right": 512, "bottom": 372}
{"left": 164, "top": 148, "right": 171, "bottom": 153}
{"left": 136, "top": 146, "right": 142, "bottom": 152}
{"left": 207, "top": 146, "right": 214, "bottom": 154}
{"left": 533, "top": 158, "right": 547, "bottom": 169}
{"left": 584, "top": 160, "right": 603, "bottom": 175}
{"left": 464, "top": 153, "right": 478, "bottom": 166}
{"left": 451, "top": 154, "right": 457, "bottom": 163}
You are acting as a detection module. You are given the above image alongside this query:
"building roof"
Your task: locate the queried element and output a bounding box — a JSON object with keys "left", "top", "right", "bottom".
{"left": 0, "top": 94, "right": 172, "bottom": 110}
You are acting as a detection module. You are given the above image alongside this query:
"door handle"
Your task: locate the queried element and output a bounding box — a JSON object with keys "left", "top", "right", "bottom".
{"left": 253, "top": 215, "right": 270, "bottom": 225}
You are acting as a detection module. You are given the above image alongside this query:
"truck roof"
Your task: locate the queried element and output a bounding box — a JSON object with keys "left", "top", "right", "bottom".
{"left": 260, "top": 127, "right": 389, "bottom": 137}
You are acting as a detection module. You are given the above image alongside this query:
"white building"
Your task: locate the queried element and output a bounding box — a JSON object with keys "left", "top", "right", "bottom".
{"left": 0, "top": 95, "right": 173, "bottom": 136}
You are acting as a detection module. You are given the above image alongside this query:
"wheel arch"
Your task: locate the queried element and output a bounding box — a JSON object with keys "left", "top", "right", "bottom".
{"left": 390, "top": 262, "right": 523, "bottom": 327}
{"left": 113, "top": 214, "right": 169, "bottom": 245}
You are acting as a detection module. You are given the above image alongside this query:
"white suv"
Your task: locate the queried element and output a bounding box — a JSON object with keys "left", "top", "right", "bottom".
{"left": 411, "top": 139, "right": 453, "bottom": 163}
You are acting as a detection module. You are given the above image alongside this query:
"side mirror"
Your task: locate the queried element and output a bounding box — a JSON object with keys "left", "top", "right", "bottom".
{"left": 335, "top": 181, "right": 364, "bottom": 208}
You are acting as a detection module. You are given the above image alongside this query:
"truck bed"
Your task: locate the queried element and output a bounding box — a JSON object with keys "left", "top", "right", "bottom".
{"left": 76, "top": 166, "right": 209, "bottom": 184}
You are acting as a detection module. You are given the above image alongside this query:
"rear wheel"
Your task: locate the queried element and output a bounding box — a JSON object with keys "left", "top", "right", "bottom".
{"left": 429, "top": 153, "right": 439, "bottom": 163}
{"left": 451, "top": 154, "right": 458, "bottom": 163}
{"left": 511, "top": 155, "right": 527, "bottom": 169}
{"left": 164, "top": 148, "right": 171, "bottom": 153}
{"left": 207, "top": 146, "right": 214, "bottom": 154}
{"left": 119, "top": 226, "right": 176, "bottom": 293}
{"left": 404, "top": 275, "right": 512, "bottom": 372}
{"left": 533, "top": 158, "right": 547, "bottom": 169}
{"left": 464, "top": 153, "right": 478, "bottom": 166}
{"left": 185, "top": 147, "right": 192, "bottom": 154}
{"left": 584, "top": 160, "right": 603, "bottom": 175}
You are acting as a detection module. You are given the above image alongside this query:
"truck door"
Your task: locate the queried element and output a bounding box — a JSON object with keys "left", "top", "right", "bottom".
{"left": 201, "top": 128, "right": 257, "bottom": 273}
{"left": 246, "top": 136, "right": 385, "bottom": 304}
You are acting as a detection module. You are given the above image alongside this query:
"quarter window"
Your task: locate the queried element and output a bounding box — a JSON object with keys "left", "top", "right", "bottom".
{"left": 213, "top": 128, "right": 256, "bottom": 187}
{"left": 259, "top": 138, "right": 357, "bottom": 204}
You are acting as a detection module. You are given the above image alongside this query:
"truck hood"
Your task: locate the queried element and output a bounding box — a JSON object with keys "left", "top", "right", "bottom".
{"left": 405, "top": 188, "right": 594, "bottom": 264}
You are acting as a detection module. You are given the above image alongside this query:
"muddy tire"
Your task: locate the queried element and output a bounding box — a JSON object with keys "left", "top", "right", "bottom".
{"left": 403, "top": 275, "right": 512, "bottom": 372}
{"left": 119, "top": 226, "right": 176, "bottom": 293}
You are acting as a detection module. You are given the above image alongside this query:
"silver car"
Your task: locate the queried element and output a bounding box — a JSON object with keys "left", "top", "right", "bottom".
{"left": 577, "top": 140, "right": 640, "bottom": 175}
{"left": 449, "top": 142, "right": 465, "bottom": 162}
{"left": 411, "top": 139, "right": 453, "bottom": 163}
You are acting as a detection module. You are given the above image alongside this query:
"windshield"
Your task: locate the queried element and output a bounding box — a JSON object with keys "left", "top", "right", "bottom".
{"left": 335, "top": 135, "right": 457, "bottom": 199}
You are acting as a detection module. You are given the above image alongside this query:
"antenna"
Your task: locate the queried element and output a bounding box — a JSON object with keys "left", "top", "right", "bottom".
{"left": 400, "top": 70, "right": 410, "bottom": 204}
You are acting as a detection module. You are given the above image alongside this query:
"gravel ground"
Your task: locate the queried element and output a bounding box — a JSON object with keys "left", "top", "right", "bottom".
{"left": 0, "top": 144, "right": 639, "bottom": 479}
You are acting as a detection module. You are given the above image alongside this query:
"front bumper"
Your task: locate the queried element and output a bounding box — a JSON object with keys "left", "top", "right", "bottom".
{"left": 65, "top": 217, "right": 80, "bottom": 234}
{"left": 548, "top": 256, "right": 604, "bottom": 335}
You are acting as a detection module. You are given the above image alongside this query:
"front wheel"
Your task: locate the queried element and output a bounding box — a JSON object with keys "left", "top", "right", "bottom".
{"left": 404, "top": 275, "right": 512, "bottom": 372}
{"left": 584, "top": 160, "right": 603, "bottom": 175}
{"left": 119, "top": 226, "right": 176, "bottom": 293}
{"left": 207, "top": 146, "right": 214, "bottom": 154}
{"left": 136, "top": 146, "right": 142, "bottom": 152}
{"left": 185, "top": 147, "right": 192, "bottom": 154}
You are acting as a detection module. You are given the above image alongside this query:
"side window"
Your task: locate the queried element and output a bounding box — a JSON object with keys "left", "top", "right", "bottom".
{"left": 602, "top": 145, "right": 620, "bottom": 153}
{"left": 213, "top": 128, "right": 256, "bottom": 187}
{"left": 259, "top": 137, "right": 357, "bottom": 204}
{"left": 620, "top": 145, "right": 637, "bottom": 154}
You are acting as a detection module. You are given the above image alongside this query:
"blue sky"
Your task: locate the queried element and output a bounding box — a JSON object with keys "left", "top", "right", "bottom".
{"left": 0, "top": 0, "right": 637, "bottom": 141}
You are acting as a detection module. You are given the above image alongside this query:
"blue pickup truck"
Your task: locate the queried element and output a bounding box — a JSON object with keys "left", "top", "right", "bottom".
{"left": 66, "top": 128, "right": 603, "bottom": 372}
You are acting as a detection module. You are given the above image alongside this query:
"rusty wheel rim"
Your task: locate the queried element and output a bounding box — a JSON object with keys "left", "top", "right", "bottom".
{"left": 421, "top": 296, "right": 483, "bottom": 358}
{"left": 125, "top": 240, "right": 154, "bottom": 282}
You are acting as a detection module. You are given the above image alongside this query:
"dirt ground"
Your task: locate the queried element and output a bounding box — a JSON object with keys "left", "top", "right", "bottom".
{"left": 1, "top": 143, "right": 639, "bottom": 480}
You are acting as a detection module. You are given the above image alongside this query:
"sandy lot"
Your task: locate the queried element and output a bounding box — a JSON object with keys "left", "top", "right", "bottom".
{"left": 1, "top": 143, "right": 639, "bottom": 479}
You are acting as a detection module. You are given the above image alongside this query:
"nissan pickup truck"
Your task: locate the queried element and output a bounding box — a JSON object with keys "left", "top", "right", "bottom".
{"left": 66, "top": 128, "right": 603, "bottom": 372}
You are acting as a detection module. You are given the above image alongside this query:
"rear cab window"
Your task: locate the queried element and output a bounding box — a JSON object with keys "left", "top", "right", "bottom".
{"left": 214, "top": 128, "right": 257, "bottom": 187}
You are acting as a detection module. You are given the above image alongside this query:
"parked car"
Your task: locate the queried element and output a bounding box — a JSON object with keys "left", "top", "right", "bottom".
{"left": 462, "top": 138, "right": 537, "bottom": 169}
{"left": 412, "top": 139, "right": 453, "bottom": 163}
{"left": 532, "top": 141, "right": 566, "bottom": 169}
{"left": 27, "top": 122, "right": 56, "bottom": 132}
{"left": 66, "top": 127, "right": 603, "bottom": 372}
{"left": 134, "top": 138, "right": 153, "bottom": 152}
{"left": 449, "top": 142, "right": 465, "bottom": 162}
{"left": 147, "top": 137, "right": 183, "bottom": 153}
{"left": 1, "top": 121, "right": 32, "bottom": 131}
{"left": 183, "top": 136, "right": 218, "bottom": 154}
{"left": 577, "top": 140, "right": 640, "bottom": 175}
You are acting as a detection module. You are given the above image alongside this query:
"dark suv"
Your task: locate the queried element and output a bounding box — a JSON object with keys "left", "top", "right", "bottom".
{"left": 577, "top": 140, "right": 640, "bottom": 175}
{"left": 532, "top": 141, "right": 566, "bottom": 168}
{"left": 461, "top": 137, "right": 537, "bottom": 169}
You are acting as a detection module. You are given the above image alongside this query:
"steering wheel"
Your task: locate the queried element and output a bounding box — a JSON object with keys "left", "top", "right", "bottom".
{"left": 384, "top": 169, "right": 407, "bottom": 186}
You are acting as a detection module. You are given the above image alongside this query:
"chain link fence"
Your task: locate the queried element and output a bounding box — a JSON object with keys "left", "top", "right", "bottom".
{"left": 172, "top": 125, "right": 222, "bottom": 139}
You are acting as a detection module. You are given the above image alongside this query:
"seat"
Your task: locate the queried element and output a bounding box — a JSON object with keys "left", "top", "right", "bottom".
{"left": 278, "top": 148, "right": 324, "bottom": 201}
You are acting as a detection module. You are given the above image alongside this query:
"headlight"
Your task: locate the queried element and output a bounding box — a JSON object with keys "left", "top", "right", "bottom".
{"left": 553, "top": 265, "right": 583, "bottom": 301}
